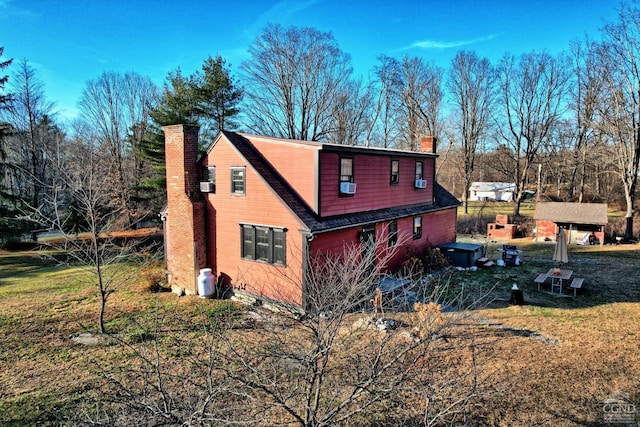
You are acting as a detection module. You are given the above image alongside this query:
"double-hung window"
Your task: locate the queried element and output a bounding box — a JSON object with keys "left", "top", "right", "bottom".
{"left": 231, "top": 167, "right": 245, "bottom": 195}
{"left": 413, "top": 216, "right": 422, "bottom": 240}
{"left": 339, "top": 157, "right": 356, "bottom": 195}
{"left": 388, "top": 220, "right": 398, "bottom": 247}
{"left": 241, "top": 224, "right": 286, "bottom": 266}
{"left": 415, "top": 161, "right": 423, "bottom": 180}
{"left": 255, "top": 227, "right": 271, "bottom": 262}
{"left": 390, "top": 159, "right": 399, "bottom": 185}
{"left": 340, "top": 157, "right": 353, "bottom": 183}
{"left": 414, "top": 161, "right": 427, "bottom": 189}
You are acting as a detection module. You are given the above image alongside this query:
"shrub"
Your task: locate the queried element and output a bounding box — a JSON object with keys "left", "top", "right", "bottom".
{"left": 422, "top": 246, "right": 450, "bottom": 272}
{"left": 398, "top": 244, "right": 449, "bottom": 276}
{"left": 399, "top": 247, "right": 424, "bottom": 276}
{"left": 141, "top": 264, "right": 168, "bottom": 293}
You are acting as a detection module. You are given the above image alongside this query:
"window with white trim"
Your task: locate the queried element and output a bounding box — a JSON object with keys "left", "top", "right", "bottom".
{"left": 415, "top": 161, "right": 423, "bottom": 180}
{"left": 388, "top": 220, "right": 398, "bottom": 247}
{"left": 231, "top": 167, "right": 245, "bottom": 194}
{"left": 413, "top": 216, "right": 422, "bottom": 240}
{"left": 390, "top": 159, "right": 399, "bottom": 185}
{"left": 340, "top": 157, "right": 353, "bottom": 183}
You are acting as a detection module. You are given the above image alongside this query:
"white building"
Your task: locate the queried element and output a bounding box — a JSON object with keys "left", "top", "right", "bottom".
{"left": 468, "top": 182, "right": 515, "bottom": 202}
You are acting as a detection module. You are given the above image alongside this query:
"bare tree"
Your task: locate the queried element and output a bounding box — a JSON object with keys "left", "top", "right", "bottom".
{"left": 540, "top": 120, "right": 577, "bottom": 199}
{"left": 28, "top": 135, "right": 160, "bottom": 334}
{"left": 368, "top": 55, "right": 404, "bottom": 148}
{"left": 330, "top": 78, "right": 373, "bottom": 145}
{"left": 565, "top": 39, "right": 603, "bottom": 202}
{"left": 400, "top": 56, "right": 444, "bottom": 150}
{"left": 2, "top": 60, "right": 59, "bottom": 214}
{"left": 447, "top": 51, "right": 496, "bottom": 213}
{"left": 367, "top": 55, "right": 444, "bottom": 151}
{"left": 77, "top": 71, "right": 157, "bottom": 227}
{"left": 90, "top": 232, "right": 501, "bottom": 426}
{"left": 596, "top": 2, "right": 640, "bottom": 239}
{"left": 241, "top": 24, "right": 355, "bottom": 142}
{"left": 496, "top": 51, "right": 570, "bottom": 217}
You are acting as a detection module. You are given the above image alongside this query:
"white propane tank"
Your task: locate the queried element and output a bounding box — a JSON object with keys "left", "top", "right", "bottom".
{"left": 197, "top": 268, "right": 215, "bottom": 298}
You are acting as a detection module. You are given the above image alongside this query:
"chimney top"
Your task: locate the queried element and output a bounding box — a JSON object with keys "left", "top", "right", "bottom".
{"left": 420, "top": 136, "right": 437, "bottom": 153}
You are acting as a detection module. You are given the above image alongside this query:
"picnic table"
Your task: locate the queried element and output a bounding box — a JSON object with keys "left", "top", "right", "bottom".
{"left": 534, "top": 269, "right": 585, "bottom": 296}
{"left": 534, "top": 268, "right": 573, "bottom": 293}
{"left": 545, "top": 268, "right": 573, "bottom": 293}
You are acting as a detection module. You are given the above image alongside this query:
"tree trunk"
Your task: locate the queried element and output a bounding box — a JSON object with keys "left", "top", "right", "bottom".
{"left": 578, "top": 149, "right": 586, "bottom": 203}
{"left": 99, "top": 291, "right": 106, "bottom": 334}
{"left": 536, "top": 163, "right": 542, "bottom": 202}
{"left": 463, "top": 179, "right": 470, "bottom": 214}
{"left": 624, "top": 189, "right": 635, "bottom": 240}
{"left": 625, "top": 216, "right": 634, "bottom": 241}
{"left": 512, "top": 192, "right": 522, "bottom": 217}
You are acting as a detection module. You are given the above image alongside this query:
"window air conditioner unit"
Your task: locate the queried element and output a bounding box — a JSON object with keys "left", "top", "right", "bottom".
{"left": 200, "top": 181, "right": 215, "bottom": 193}
{"left": 415, "top": 179, "right": 427, "bottom": 189}
{"left": 340, "top": 182, "right": 357, "bottom": 194}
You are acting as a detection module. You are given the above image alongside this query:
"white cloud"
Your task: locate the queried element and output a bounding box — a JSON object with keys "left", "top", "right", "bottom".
{"left": 259, "top": 0, "right": 321, "bottom": 24}
{"left": 243, "top": 0, "right": 322, "bottom": 40}
{"left": 0, "top": 0, "right": 36, "bottom": 19}
{"left": 400, "top": 33, "right": 503, "bottom": 51}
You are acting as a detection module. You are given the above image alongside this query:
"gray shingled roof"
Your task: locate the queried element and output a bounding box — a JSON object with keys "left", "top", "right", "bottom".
{"left": 533, "top": 202, "right": 608, "bottom": 225}
{"left": 220, "top": 131, "right": 460, "bottom": 234}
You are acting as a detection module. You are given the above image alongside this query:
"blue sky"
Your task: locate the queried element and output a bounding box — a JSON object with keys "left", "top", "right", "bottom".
{"left": 1, "top": 0, "right": 621, "bottom": 123}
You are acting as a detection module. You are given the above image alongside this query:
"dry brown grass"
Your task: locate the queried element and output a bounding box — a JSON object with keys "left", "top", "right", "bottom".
{"left": 1, "top": 238, "right": 639, "bottom": 425}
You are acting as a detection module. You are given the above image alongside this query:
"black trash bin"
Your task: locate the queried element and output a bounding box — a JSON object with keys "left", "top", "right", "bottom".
{"left": 509, "top": 287, "right": 524, "bottom": 305}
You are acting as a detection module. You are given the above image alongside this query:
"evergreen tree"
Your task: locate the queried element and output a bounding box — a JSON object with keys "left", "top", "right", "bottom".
{"left": 192, "top": 55, "right": 244, "bottom": 138}
{"left": 0, "top": 47, "right": 23, "bottom": 245}
{"left": 0, "top": 46, "right": 13, "bottom": 163}
{"left": 136, "top": 69, "right": 199, "bottom": 204}
{"left": 136, "top": 57, "right": 242, "bottom": 199}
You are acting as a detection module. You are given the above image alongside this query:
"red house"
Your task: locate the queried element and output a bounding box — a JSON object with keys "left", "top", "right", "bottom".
{"left": 163, "top": 125, "right": 460, "bottom": 306}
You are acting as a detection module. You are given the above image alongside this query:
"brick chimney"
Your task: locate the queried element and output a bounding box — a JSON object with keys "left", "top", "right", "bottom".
{"left": 420, "top": 136, "right": 437, "bottom": 154}
{"left": 163, "top": 124, "right": 207, "bottom": 295}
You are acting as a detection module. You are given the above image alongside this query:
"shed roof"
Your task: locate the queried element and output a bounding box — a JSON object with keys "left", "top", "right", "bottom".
{"left": 533, "top": 202, "right": 608, "bottom": 225}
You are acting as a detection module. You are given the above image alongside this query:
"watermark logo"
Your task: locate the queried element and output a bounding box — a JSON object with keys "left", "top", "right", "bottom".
{"left": 602, "top": 391, "right": 637, "bottom": 425}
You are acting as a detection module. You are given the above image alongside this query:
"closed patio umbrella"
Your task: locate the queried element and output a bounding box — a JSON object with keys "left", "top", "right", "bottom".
{"left": 553, "top": 227, "right": 569, "bottom": 266}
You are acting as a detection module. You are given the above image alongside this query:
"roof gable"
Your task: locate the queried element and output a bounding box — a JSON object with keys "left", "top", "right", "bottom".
{"left": 220, "top": 131, "right": 320, "bottom": 229}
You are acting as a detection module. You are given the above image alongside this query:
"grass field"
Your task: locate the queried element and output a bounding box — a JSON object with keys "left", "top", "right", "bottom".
{"left": 1, "top": 227, "right": 639, "bottom": 425}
